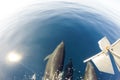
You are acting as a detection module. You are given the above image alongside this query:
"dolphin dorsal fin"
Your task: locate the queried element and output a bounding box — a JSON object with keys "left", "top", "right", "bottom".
{"left": 44, "top": 54, "right": 52, "bottom": 61}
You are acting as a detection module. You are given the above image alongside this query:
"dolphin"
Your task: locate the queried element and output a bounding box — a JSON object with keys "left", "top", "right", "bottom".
{"left": 84, "top": 61, "right": 97, "bottom": 80}
{"left": 63, "top": 59, "right": 73, "bottom": 80}
{"left": 43, "top": 41, "right": 65, "bottom": 80}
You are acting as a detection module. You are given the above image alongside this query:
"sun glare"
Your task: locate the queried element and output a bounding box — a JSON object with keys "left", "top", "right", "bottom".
{"left": 7, "top": 51, "right": 22, "bottom": 63}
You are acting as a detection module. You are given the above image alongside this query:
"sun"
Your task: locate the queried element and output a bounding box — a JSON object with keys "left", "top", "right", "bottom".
{"left": 6, "top": 51, "right": 22, "bottom": 63}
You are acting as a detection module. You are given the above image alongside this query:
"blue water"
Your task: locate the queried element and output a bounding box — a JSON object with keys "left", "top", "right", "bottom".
{"left": 1, "top": 1, "right": 120, "bottom": 80}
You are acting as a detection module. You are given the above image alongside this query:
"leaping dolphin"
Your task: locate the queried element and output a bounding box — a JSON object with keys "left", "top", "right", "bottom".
{"left": 43, "top": 41, "right": 65, "bottom": 80}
